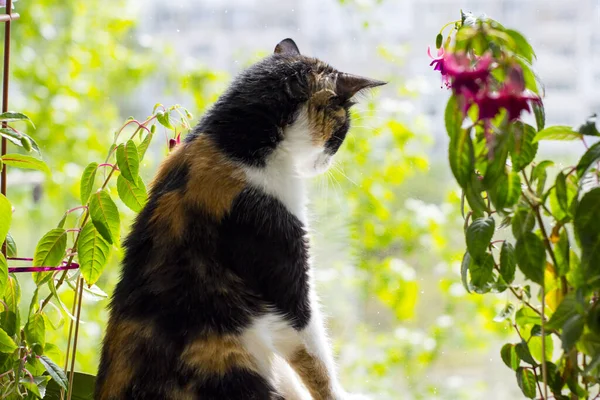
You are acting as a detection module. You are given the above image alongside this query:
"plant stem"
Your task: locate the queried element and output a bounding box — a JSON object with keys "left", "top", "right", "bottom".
{"left": 541, "top": 285, "right": 548, "bottom": 400}
{"left": 60, "top": 277, "right": 80, "bottom": 400}
{"left": 522, "top": 171, "right": 552, "bottom": 397}
{"left": 532, "top": 366, "right": 545, "bottom": 400}
{"left": 66, "top": 277, "right": 84, "bottom": 400}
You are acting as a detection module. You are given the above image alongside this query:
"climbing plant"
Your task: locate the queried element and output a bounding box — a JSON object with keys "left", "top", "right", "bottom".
{"left": 430, "top": 11, "right": 600, "bottom": 400}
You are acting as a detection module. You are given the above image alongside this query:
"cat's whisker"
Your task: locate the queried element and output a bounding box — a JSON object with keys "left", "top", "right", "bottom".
{"left": 331, "top": 163, "right": 359, "bottom": 187}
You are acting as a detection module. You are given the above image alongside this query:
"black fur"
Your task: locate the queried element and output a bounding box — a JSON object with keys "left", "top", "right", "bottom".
{"left": 186, "top": 54, "right": 336, "bottom": 167}
{"left": 97, "top": 38, "right": 383, "bottom": 399}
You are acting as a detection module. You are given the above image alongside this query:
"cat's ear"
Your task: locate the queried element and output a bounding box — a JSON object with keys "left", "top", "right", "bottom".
{"left": 274, "top": 38, "right": 301, "bottom": 56}
{"left": 336, "top": 73, "right": 386, "bottom": 100}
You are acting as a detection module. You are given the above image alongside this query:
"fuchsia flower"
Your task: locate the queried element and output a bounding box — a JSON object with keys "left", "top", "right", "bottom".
{"left": 428, "top": 46, "right": 450, "bottom": 88}
{"left": 429, "top": 46, "right": 541, "bottom": 122}
{"left": 169, "top": 133, "right": 181, "bottom": 151}
{"left": 444, "top": 52, "right": 492, "bottom": 96}
{"left": 471, "top": 65, "right": 541, "bottom": 121}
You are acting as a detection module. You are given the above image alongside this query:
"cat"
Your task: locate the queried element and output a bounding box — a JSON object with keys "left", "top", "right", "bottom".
{"left": 95, "top": 38, "right": 385, "bottom": 400}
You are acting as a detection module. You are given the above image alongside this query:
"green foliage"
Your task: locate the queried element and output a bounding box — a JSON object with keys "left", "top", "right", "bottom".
{"left": 436, "top": 12, "right": 600, "bottom": 399}
{"left": 77, "top": 223, "right": 110, "bottom": 286}
{"left": 0, "top": 104, "right": 190, "bottom": 397}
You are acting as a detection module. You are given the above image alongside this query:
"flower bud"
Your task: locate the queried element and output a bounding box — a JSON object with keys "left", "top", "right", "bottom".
{"left": 20, "top": 136, "right": 32, "bottom": 151}
{"left": 436, "top": 34, "right": 443, "bottom": 49}
{"left": 150, "top": 124, "right": 156, "bottom": 134}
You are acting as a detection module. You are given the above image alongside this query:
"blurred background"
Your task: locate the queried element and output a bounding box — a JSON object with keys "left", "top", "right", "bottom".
{"left": 4, "top": 0, "right": 600, "bottom": 399}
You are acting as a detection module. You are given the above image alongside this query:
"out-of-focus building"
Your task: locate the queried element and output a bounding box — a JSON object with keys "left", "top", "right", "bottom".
{"left": 138, "top": 0, "right": 600, "bottom": 137}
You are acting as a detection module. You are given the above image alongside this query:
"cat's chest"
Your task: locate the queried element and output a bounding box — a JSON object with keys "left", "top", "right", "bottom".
{"left": 243, "top": 164, "right": 308, "bottom": 226}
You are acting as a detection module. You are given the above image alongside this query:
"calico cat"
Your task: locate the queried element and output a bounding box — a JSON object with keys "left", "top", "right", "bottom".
{"left": 95, "top": 38, "right": 385, "bottom": 400}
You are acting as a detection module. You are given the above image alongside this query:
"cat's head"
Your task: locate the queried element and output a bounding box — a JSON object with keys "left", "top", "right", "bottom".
{"left": 272, "top": 38, "right": 385, "bottom": 177}
{"left": 195, "top": 38, "right": 385, "bottom": 177}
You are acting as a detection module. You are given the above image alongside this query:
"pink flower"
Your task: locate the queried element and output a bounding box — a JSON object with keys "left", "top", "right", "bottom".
{"left": 473, "top": 65, "right": 541, "bottom": 121}
{"left": 444, "top": 52, "right": 492, "bottom": 96}
{"left": 428, "top": 46, "right": 450, "bottom": 88}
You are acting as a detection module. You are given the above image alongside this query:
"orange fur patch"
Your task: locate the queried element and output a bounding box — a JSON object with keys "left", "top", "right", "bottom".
{"left": 181, "top": 334, "right": 258, "bottom": 376}
{"left": 97, "top": 319, "right": 153, "bottom": 400}
{"left": 289, "top": 348, "right": 333, "bottom": 400}
{"left": 148, "top": 136, "right": 246, "bottom": 240}
{"left": 183, "top": 136, "right": 246, "bottom": 219}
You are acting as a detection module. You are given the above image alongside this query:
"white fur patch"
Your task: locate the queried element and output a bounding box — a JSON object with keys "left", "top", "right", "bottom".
{"left": 243, "top": 106, "right": 332, "bottom": 225}
{"left": 240, "top": 313, "right": 310, "bottom": 397}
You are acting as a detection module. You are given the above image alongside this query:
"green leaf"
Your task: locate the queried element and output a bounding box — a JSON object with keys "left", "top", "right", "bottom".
{"left": 464, "top": 175, "right": 487, "bottom": 219}
{"left": 516, "top": 307, "right": 541, "bottom": 328}
{"left": 137, "top": 133, "right": 152, "bottom": 160}
{"left": 547, "top": 294, "right": 578, "bottom": 330}
{"left": 5, "top": 232, "right": 17, "bottom": 257}
{"left": 156, "top": 111, "right": 174, "bottom": 130}
{"left": 460, "top": 252, "right": 472, "bottom": 294}
{"left": 43, "top": 343, "right": 62, "bottom": 364}
{"left": 587, "top": 305, "right": 600, "bottom": 337}
{"left": 39, "top": 355, "right": 68, "bottom": 391}
{"left": 555, "top": 228, "right": 570, "bottom": 277}
{"left": 21, "top": 378, "right": 42, "bottom": 398}
{"left": 512, "top": 208, "right": 535, "bottom": 239}
{"left": 470, "top": 253, "right": 495, "bottom": 290}
{"left": 466, "top": 217, "right": 495, "bottom": 261}
{"left": 489, "top": 170, "right": 521, "bottom": 210}
{"left": 32, "top": 229, "right": 67, "bottom": 285}
{"left": 78, "top": 223, "right": 111, "bottom": 286}
{"left": 584, "top": 354, "right": 600, "bottom": 376}
{"left": 576, "top": 141, "right": 600, "bottom": 178}
{"left": 562, "top": 314, "right": 584, "bottom": 351}
{"left": 516, "top": 341, "right": 537, "bottom": 365}
{"left": 483, "top": 134, "right": 509, "bottom": 188}
{"left": 555, "top": 172, "right": 570, "bottom": 216}
{"left": 533, "top": 126, "right": 582, "bottom": 142}
{"left": 532, "top": 101, "right": 545, "bottom": 131}
{"left": 531, "top": 160, "right": 553, "bottom": 196}
{"left": 0, "top": 111, "right": 34, "bottom": 126}
{"left": 0, "top": 127, "right": 41, "bottom": 154}
{"left": 48, "top": 279, "right": 76, "bottom": 323}
{"left": 494, "top": 302, "right": 515, "bottom": 322}
{"left": 45, "top": 372, "right": 96, "bottom": 400}
{"left": 0, "top": 254, "right": 7, "bottom": 298}
{"left": 510, "top": 122, "right": 538, "bottom": 171}
{"left": 449, "top": 128, "right": 474, "bottom": 188}
{"left": 2, "top": 275, "right": 20, "bottom": 336}
{"left": 578, "top": 114, "right": 599, "bottom": 136}
{"left": 528, "top": 335, "right": 553, "bottom": 364}
{"left": 514, "top": 56, "right": 540, "bottom": 95}
{"left": 82, "top": 284, "right": 109, "bottom": 302}
{"left": 1, "top": 154, "right": 50, "bottom": 175}
{"left": 445, "top": 96, "right": 462, "bottom": 139}
{"left": 505, "top": 29, "right": 535, "bottom": 62}
{"left": 89, "top": 190, "right": 120, "bottom": 245}
{"left": 116, "top": 140, "right": 140, "bottom": 183}
{"left": 501, "top": 344, "right": 520, "bottom": 371}
{"left": 0, "top": 328, "right": 17, "bottom": 353}
{"left": 516, "top": 367, "right": 537, "bottom": 398}
{"left": 25, "top": 313, "right": 45, "bottom": 348}
{"left": 574, "top": 188, "right": 600, "bottom": 275}
{"left": 79, "top": 162, "right": 98, "bottom": 205}
{"left": 500, "top": 242, "right": 516, "bottom": 284}
{"left": 0, "top": 193, "right": 11, "bottom": 242}
{"left": 116, "top": 175, "right": 147, "bottom": 213}
{"left": 515, "top": 232, "right": 545, "bottom": 284}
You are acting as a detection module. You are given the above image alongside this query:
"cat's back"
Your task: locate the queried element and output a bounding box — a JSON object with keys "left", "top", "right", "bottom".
{"left": 95, "top": 134, "right": 309, "bottom": 399}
